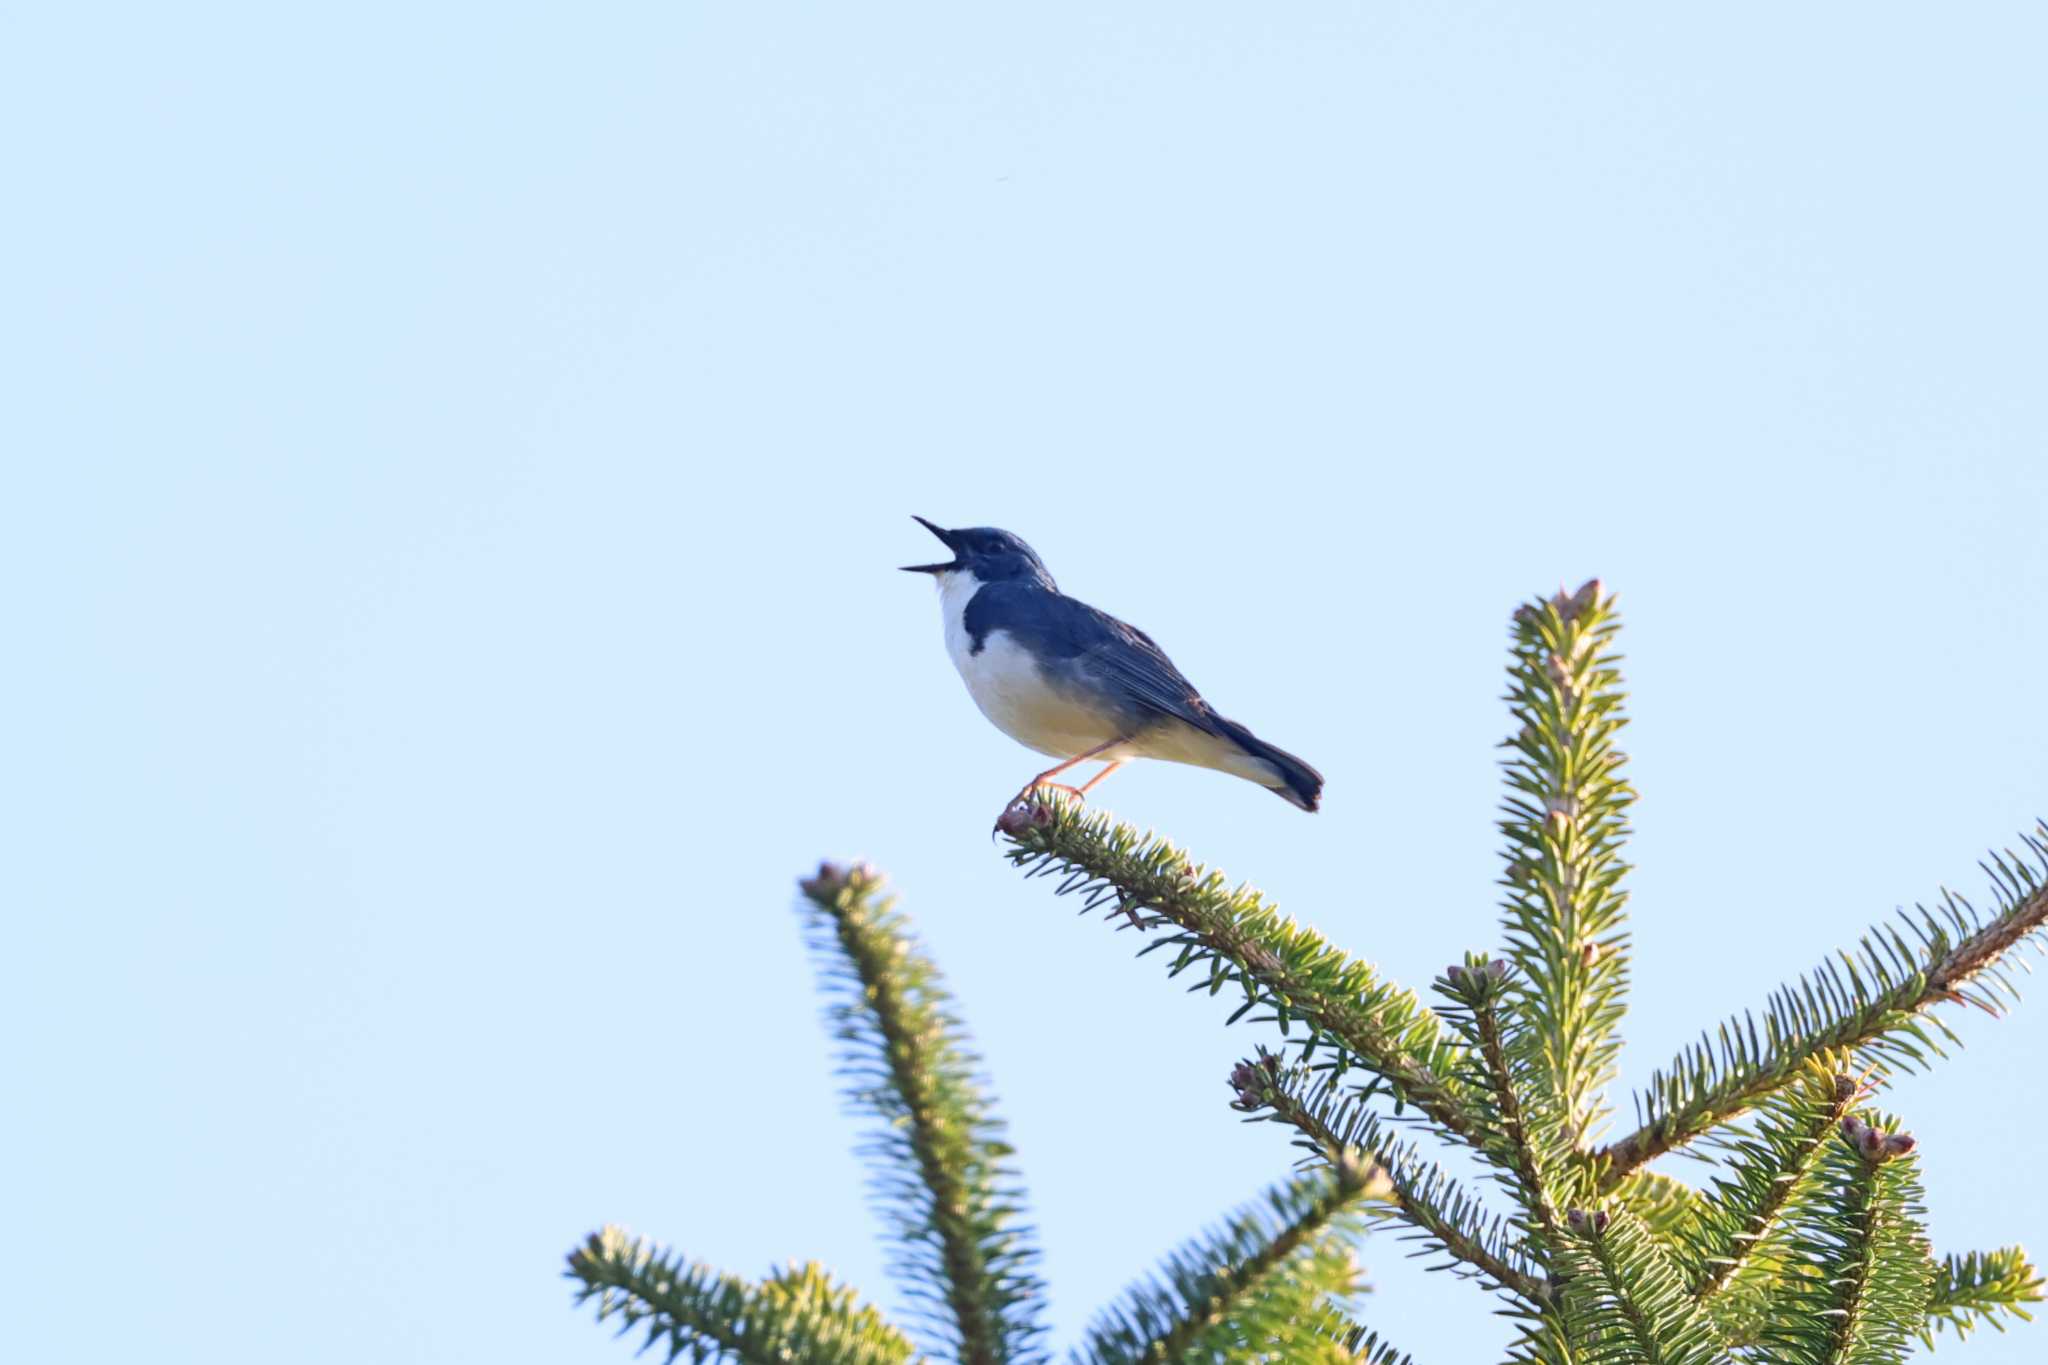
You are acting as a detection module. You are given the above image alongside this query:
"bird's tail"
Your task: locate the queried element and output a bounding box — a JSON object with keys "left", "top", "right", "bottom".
{"left": 1211, "top": 716, "right": 1324, "bottom": 812}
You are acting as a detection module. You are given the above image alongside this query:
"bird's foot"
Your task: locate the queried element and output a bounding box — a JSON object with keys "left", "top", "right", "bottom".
{"left": 997, "top": 781, "right": 1082, "bottom": 820}
{"left": 992, "top": 785, "right": 1076, "bottom": 839}
{"left": 993, "top": 798, "right": 1051, "bottom": 839}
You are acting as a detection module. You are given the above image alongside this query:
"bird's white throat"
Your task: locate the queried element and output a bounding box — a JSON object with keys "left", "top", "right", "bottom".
{"left": 932, "top": 568, "right": 982, "bottom": 655}
{"left": 934, "top": 568, "right": 1004, "bottom": 692}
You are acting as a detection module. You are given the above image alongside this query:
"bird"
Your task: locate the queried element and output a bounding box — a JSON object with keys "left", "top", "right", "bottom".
{"left": 901, "top": 516, "right": 1323, "bottom": 813}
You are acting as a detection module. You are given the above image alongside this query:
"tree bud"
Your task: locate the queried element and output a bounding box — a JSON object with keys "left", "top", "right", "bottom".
{"left": 1228, "top": 1059, "right": 1265, "bottom": 1109}
{"left": 800, "top": 862, "right": 848, "bottom": 897}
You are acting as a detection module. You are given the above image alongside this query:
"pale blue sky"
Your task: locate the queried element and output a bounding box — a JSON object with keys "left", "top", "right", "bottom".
{"left": 6, "top": 5, "right": 2046, "bottom": 1362}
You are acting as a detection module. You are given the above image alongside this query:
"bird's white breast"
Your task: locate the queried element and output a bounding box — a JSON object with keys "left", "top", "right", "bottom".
{"left": 934, "top": 571, "right": 1123, "bottom": 759}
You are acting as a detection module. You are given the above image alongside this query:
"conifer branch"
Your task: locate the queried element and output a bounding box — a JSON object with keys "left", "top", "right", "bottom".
{"left": 1502, "top": 1319, "right": 1582, "bottom": 1365}
{"left": 1552, "top": 1211, "right": 1721, "bottom": 1365}
{"left": 1326, "top": 1323, "right": 1419, "bottom": 1365}
{"left": 565, "top": 1228, "right": 918, "bottom": 1365}
{"left": 1234, "top": 1050, "right": 1549, "bottom": 1303}
{"left": 1823, "top": 1159, "right": 1887, "bottom": 1364}
{"left": 1441, "top": 970, "right": 1581, "bottom": 1260}
{"left": 1598, "top": 827, "right": 2048, "bottom": 1185}
{"left": 1074, "top": 1161, "right": 1377, "bottom": 1365}
{"left": 1758, "top": 1109, "right": 1933, "bottom": 1365}
{"left": 1687, "top": 1061, "right": 1858, "bottom": 1301}
{"left": 1608, "top": 1172, "right": 1704, "bottom": 1246}
{"left": 1922, "top": 1246, "right": 2044, "bottom": 1343}
{"left": 797, "top": 863, "right": 1045, "bottom": 1364}
{"left": 998, "top": 801, "right": 1485, "bottom": 1143}
{"left": 1480, "top": 1018, "right": 1560, "bottom": 1244}
{"left": 1499, "top": 581, "right": 1635, "bottom": 1149}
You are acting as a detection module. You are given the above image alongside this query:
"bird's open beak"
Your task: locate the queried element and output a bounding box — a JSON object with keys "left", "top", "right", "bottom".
{"left": 900, "top": 515, "right": 961, "bottom": 574}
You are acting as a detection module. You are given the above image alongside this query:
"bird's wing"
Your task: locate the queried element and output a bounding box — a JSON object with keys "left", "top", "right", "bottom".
{"left": 1072, "top": 605, "right": 1218, "bottom": 731}
{"left": 972, "top": 584, "right": 1218, "bottom": 734}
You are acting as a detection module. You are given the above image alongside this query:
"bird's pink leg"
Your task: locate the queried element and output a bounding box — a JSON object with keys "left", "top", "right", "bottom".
{"left": 1076, "top": 760, "right": 1125, "bottom": 795}
{"left": 1009, "top": 739, "right": 1125, "bottom": 809}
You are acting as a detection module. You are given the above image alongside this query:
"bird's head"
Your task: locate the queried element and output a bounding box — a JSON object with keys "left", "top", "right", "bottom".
{"left": 901, "top": 517, "right": 1055, "bottom": 588}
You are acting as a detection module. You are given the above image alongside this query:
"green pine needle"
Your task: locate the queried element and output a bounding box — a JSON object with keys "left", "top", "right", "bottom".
{"left": 1754, "top": 1108, "right": 1933, "bottom": 1364}
{"left": 797, "top": 863, "right": 1046, "bottom": 1364}
{"left": 1498, "top": 581, "right": 1636, "bottom": 1151}
{"left": 565, "top": 1227, "right": 918, "bottom": 1365}
{"left": 1432, "top": 956, "right": 1591, "bottom": 1278}
{"left": 1685, "top": 1059, "right": 1858, "bottom": 1304}
{"left": 1923, "top": 1246, "right": 2044, "bottom": 1344}
{"left": 1250, "top": 1055, "right": 1547, "bottom": 1302}
{"left": 997, "top": 798, "right": 1485, "bottom": 1144}
{"left": 1553, "top": 1209, "right": 1724, "bottom": 1365}
{"left": 1608, "top": 1171, "right": 1705, "bottom": 1248}
{"left": 1074, "top": 1160, "right": 1379, "bottom": 1365}
{"left": 1600, "top": 829, "right": 2048, "bottom": 1184}
{"left": 1328, "top": 1321, "right": 1421, "bottom": 1364}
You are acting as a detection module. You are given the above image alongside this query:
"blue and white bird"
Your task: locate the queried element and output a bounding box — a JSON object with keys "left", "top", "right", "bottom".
{"left": 902, "top": 517, "right": 1323, "bottom": 813}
